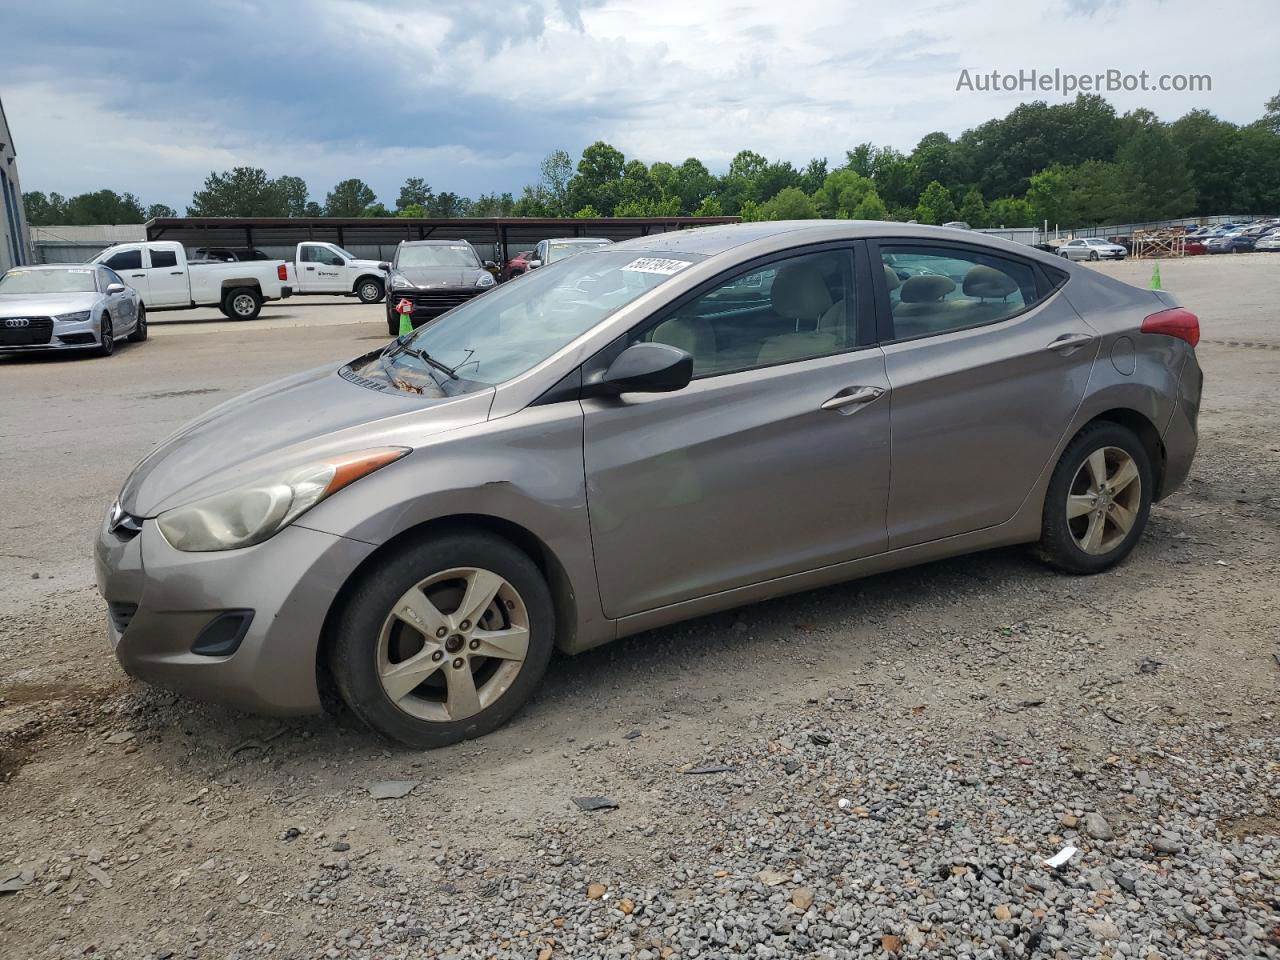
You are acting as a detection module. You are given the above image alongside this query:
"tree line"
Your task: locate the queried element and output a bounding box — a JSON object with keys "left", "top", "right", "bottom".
{"left": 22, "top": 93, "right": 1280, "bottom": 230}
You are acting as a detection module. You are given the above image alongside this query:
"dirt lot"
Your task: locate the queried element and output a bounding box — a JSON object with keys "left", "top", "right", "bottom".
{"left": 1, "top": 259, "right": 1278, "bottom": 959}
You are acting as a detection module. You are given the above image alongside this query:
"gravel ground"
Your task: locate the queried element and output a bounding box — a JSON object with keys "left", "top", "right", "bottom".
{"left": 1, "top": 259, "right": 1278, "bottom": 959}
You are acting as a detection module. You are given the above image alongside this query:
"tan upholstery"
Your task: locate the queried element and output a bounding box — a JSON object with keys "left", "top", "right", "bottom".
{"left": 883, "top": 264, "right": 901, "bottom": 292}
{"left": 962, "top": 265, "right": 1018, "bottom": 300}
{"left": 770, "top": 262, "right": 833, "bottom": 320}
{"left": 650, "top": 315, "right": 714, "bottom": 359}
{"left": 756, "top": 261, "right": 846, "bottom": 365}
{"left": 899, "top": 274, "right": 956, "bottom": 303}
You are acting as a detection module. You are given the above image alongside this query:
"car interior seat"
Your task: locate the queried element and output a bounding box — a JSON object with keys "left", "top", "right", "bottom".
{"left": 755, "top": 261, "right": 843, "bottom": 365}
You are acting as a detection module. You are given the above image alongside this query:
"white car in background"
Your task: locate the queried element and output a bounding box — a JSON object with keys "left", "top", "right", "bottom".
{"left": 1057, "top": 238, "right": 1127, "bottom": 261}
{"left": 1255, "top": 231, "right": 1280, "bottom": 252}
{"left": 93, "top": 241, "right": 293, "bottom": 320}
{"left": 0, "top": 263, "right": 145, "bottom": 358}
{"left": 291, "top": 242, "right": 389, "bottom": 304}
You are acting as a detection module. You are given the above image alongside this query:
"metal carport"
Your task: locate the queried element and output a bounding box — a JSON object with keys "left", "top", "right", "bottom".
{"left": 144, "top": 216, "right": 739, "bottom": 264}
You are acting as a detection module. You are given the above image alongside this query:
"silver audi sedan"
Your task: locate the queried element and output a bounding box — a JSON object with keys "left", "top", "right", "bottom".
{"left": 96, "top": 222, "right": 1202, "bottom": 747}
{"left": 0, "top": 263, "right": 146, "bottom": 356}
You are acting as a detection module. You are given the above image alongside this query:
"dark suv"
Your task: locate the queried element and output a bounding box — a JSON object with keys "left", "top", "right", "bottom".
{"left": 382, "top": 240, "right": 498, "bottom": 334}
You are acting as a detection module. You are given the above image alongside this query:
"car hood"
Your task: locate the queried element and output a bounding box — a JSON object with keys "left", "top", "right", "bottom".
{"left": 0, "top": 292, "right": 101, "bottom": 317}
{"left": 392, "top": 266, "right": 486, "bottom": 288}
{"left": 117, "top": 362, "right": 495, "bottom": 516}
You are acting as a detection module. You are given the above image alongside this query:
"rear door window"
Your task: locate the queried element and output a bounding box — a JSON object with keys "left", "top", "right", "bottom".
{"left": 878, "top": 244, "right": 1040, "bottom": 342}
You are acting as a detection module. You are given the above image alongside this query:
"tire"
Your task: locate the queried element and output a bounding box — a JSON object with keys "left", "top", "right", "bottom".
{"left": 357, "top": 277, "right": 385, "bottom": 304}
{"left": 1038, "top": 421, "right": 1153, "bottom": 575}
{"left": 329, "top": 531, "right": 555, "bottom": 748}
{"left": 127, "top": 303, "right": 148, "bottom": 342}
{"left": 222, "top": 287, "right": 263, "bottom": 321}
{"left": 95, "top": 314, "right": 115, "bottom": 357}
{"left": 386, "top": 305, "right": 401, "bottom": 337}
{"left": 1089, "top": 251, "right": 1100, "bottom": 261}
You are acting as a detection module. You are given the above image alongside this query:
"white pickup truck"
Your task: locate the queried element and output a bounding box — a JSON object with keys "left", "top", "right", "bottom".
{"left": 91, "top": 241, "right": 292, "bottom": 320}
{"left": 290, "top": 241, "right": 388, "bottom": 304}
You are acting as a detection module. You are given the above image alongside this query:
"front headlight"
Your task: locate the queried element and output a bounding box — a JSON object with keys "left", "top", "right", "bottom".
{"left": 390, "top": 273, "right": 413, "bottom": 289}
{"left": 55, "top": 310, "right": 92, "bottom": 323}
{"left": 156, "top": 447, "right": 408, "bottom": 552}
{"left": 476, "top": 274, "right": 495, "bottom": 288}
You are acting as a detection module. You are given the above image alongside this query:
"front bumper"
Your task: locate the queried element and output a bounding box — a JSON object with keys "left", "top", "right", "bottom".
{"left": 0, "top": 315, "right": 102, "bottom": 352}
{"left": 94, "top": 511, "right": 376, "bottom": 715}
{"left": 387, "top": 287, "right": 487, "bottom": 323}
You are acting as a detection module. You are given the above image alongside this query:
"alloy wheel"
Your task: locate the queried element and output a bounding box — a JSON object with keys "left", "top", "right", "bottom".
{"left": 360, "top": 281, "right": 381, "bottom": 302}
{"left": 1066, "top": 446, "right": 1142, "bottom": 555}
{"left": 376, "top": 566, "right": 530, "bottom": 722}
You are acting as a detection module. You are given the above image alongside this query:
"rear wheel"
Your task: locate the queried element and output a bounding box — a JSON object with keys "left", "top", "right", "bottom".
{"left": 94, "top": 314, "right": 115, "bottom": 357}
{"left": 127, "top": 303, "right": 148, "bottom": 342}
{"left": 223, "top": 287, "right": 263, "bottom": 320}
{"left": 357, "top": 277, "right": 385, "bottom": 304}
{"left": 1039, "top": 422, "right": 1152, "bottom": 574}
{"left": 329, "top": 532, "right": 555, "bottom": 748}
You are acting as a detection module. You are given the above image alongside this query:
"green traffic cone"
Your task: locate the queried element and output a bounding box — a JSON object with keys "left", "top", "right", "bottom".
{"left": 1150, "top": 263, "right": 1162, "bottom": 291}
{"left": 397, "top": 299, "right": 413, "bottom": 336}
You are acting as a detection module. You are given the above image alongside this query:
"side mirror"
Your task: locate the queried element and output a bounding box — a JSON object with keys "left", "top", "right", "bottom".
{"left": 378, "top": 262, "right": 391, "bottom": 272}
{"left": 105, "top": 282, "right": 127, "bottom": 295}
{"left": 590, "top": 342, "right": 693, "bottom": 396}
{"left": 528, "top": 259, "right": 543, "bottom": 269}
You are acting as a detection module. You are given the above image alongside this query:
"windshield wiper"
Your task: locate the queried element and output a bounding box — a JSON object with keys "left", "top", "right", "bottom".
{"left": 383, "top": 337, "right": 459, "bottom": 380}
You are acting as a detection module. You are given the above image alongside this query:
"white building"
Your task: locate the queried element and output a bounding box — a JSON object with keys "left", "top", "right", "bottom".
{"left": 0, "top": 97, "right": 32, "bottom": 272}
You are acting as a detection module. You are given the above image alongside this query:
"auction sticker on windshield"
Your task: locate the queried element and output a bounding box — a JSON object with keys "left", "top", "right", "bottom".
{"left": 621, "top": 257, "right": 692, "bottom": 276}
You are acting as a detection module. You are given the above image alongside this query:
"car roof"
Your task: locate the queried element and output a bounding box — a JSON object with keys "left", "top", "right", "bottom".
{"left": 547, "top": 237, "right": 610, "bottom": 244}
{"left": 613, "top": 220, "right": 1058, "bottom": 262}
{"left": 6, "top": 262, "right": 101, "bottom": 270}
{"left": 398, "top": 239, "right": 473, "bottom": 246}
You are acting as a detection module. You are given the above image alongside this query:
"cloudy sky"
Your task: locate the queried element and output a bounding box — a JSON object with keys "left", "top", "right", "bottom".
{"left": 4, "top": 0, "right": 1277, "bottom": 211}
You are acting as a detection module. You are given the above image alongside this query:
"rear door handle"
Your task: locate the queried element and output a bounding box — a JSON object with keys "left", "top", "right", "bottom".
{"left": 821, "top": 385, "right": 884, "bottom": 411}
{"left": 1047, "top": 332, "right": 1095, "bottom": 354}
{"left": 169, "top": 271, "right": 183, "bottom": 275}
{"left": 130, "top": 273, "right": 145, "bottom": 278}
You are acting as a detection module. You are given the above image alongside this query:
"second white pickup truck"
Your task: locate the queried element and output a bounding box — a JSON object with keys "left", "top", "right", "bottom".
{"left": 92, "top": 241, "right": 292, "bottom": 320}
{"left": 291, "top": 242, "right": 388, "bottom": 304}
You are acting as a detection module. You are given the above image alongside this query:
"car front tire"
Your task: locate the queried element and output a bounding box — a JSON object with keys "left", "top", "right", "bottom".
{"left": 1038, "top": 422, "right": 1153, "bottom": 575}
{"left": 127, "top": 303, "right": 148, "bottom": 342}
{"left": 329, "top": 531, "right": 556, "bottom": 749}
{"left": 357, "top": 278, "right": 385, "bottom": 304}
{"left": 95, "top": 314, "right": 115, "bottom": 357}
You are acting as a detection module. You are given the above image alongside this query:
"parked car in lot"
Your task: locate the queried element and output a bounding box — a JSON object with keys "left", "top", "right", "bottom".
{"left": 92, "top": 241, "right": 292, "bottom": 320}
{"left": 0, "top": 263, "right": 146, "bottom": 357}
{"left": 96, "top": 221, "right": 1202, "bottom": 747}
{"left": 1183, "top": 240, "right": 1208, "bottom": 256}
{"left": 1205, "top": 230, "right": 1254, "bottom": 254}
{"left": 1255, "top": 232, "right": 1280, "bottom": 252}
{"left": 193, "top": 247, "right": 271, "bottom": 263}
{"left": 528, "top": 237, "right": 612, "bottom": 269}
{"left": 382, "top": 239, "right": 497, "bottom": 334}
{"left": 1057, "top": 237, "right": 1127, "bottom": 261}
{"left": 504, "top": 250, "right": 535, "bottom": 280}
{"left": 291, "top": 242, "right": 390, "bottom": 304}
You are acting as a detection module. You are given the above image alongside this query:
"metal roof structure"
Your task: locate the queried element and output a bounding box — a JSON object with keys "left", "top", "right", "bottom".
{"left": 143, "top": 216, "right": 739, "bottom": 262}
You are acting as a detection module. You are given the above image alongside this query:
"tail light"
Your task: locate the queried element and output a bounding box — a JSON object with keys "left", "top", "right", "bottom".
{"left": 1141, "top": 307, "right": 1199, "bottom": 348}
{"left": 277, "top": 264, "right": 288, "bottom": 281}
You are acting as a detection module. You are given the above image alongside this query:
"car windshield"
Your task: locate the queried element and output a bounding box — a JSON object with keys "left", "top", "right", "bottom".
{"left": 385, "top": 250, "right": 702, "bottom": 388}
{"left": 396, "top": 245, "right": 480, "bottom": 268}
{"left": 0, "top": 268, "right": 97, "bottom": 294}
{"left": 330, "top": 245, "right": 357, "bottom": 259}
{"left": 546, "top": 241, "right": 610, "bottom": 263}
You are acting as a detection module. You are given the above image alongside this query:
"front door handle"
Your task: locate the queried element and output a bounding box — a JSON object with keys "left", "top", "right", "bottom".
{"left": 1047, "top": 332, "right": 1095, "bottom": 354}
{"left": 821, "top": 385, "right": 884, "bottom": 411}
{"left": 130, "top": 273, "right": 145, "bottom": 278}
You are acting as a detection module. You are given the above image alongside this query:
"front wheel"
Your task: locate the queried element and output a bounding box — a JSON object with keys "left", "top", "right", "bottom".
{"left": 1089, "top": 251, "right": 1100, "bottom": 261}
{"left": 329, "top": 532, "right": 555, "bottom": 748}
{"left": 357, "top": 278, "right": 385, "bottom": 304}
{"left": 1039, "top": 422, "right": 1153, "bottom": 574}
{"left": 223, "top": 287, "right": 263, "bottom": 320}
{"left": 128, "top": 303, "right": 148, "bottom": 342}
{"left": 95, "top": 314, "right": 115, "bottom": 357}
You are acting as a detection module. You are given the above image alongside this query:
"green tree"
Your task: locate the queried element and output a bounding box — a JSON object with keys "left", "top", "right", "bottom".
{"left": 396, "top": 177, "right": 434, "bottom": 212}
{"left": 737, "top": 199, "right": 765, "bottom": 223}
{"left": 1264, "top": 90, "right": 1280, "bottom": 134}
{"left": 914, "top": 180, "right": 956, "bottom": 224}
{"left": 797, "top": 158, "right": 829, "bottom": 196}
{"left": 850, "top": 190, "right": 888, "bottom": 221}
{"left": 511, "top": 184, "right": 554, "bottom": 217}
{"left": 1027, "top": 166, "right": 1072, "bottom": 227}
{"left": 397, "top": 203, "right": 426, "bottom": 218}
{"left": 189, "top": 167, "right": 288, "bottom": 217}
{"left": 568, "top": 142, "right": 626, "bottom": 215}
{"left": 273, "top": 175, "right": 310, "bottom": 217}
{"left": 1115, "top": 121, "right": 1196, "bottom": 220}
{"left": 813, "top": 169, "right": 876, "bottom": 218}
{"left": 957, "top": 187, "right": 986, "bottom": 228}
{"left": 692, "top": 195, "right": 723, "bottom": 216}
{"left": 672, "top": 158, "right": 716, "bottom": 213}
{"left": 60, "top": 189, "right": 146, "bottom": 224}
{"left": 145, "top": 203, "right": 176, "bottom": 220}
{"left": 22, "top": 191, "right": 65, "bottom": 225}
{"left": 324, "top": 178, "right": 378, "bottom": 216}
{"left": 987, "top": 196, "right": 1035, "bottom": 228}
{"left": 539, "top": 150, "right": 574, "bottom": 215}
{"left": 573, "top": 205, "right": 602, "bottom": 218}
{"left": 1170, "top": 110, "right": 1245, "bottom": 215}
{"left": 471, "top": 192, "right": 515, "bottom": 216}
{"left": 363, "top": 202, "right": 393, "bottom": 217}
{"left": 758, "top": 187, "right": 817, "bottom": 220}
